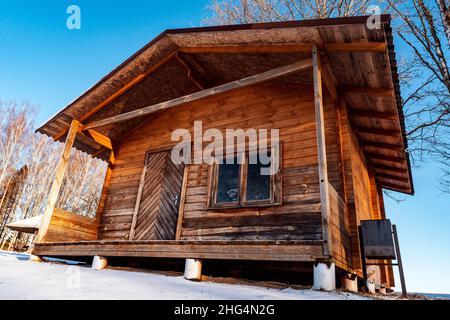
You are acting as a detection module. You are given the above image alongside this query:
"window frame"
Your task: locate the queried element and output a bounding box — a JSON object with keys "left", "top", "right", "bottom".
{"left": 207, "top": 144, "right": 282, "bottom": 209}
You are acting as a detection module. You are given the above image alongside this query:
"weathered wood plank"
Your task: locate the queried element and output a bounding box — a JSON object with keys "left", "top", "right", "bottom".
{"left": 177, "top": 42, "right": 386, "bottom": 54}
{"left": 33, "top": 241, "right": 325, "bottom": 261}
{"left": 313, "top": 44, "right": 332, "bottom": 256}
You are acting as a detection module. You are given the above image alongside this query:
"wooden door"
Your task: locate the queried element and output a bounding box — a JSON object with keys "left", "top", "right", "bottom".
{"left": 132, "top": 150, "right": 184, "bottom": 240}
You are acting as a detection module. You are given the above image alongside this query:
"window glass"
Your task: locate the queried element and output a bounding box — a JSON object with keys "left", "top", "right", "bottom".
{"left": 246, "top": 154, "right": 271, "bottom": 201}
{"left": 216, "top": 161, "right": 240, "bottom": 203}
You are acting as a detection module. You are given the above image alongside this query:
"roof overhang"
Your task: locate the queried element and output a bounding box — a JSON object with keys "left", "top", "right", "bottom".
{"left": 36, "top": 15, "right": 414, "bottom": 194}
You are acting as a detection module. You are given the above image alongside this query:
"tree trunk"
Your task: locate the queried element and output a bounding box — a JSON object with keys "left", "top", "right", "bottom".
{"left": 437, "top": 0, "right": 450, "bottom": 45}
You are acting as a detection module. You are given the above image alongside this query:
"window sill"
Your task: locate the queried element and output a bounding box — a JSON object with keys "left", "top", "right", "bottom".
{"left": 207, "top": 201, "right": 282, "bottom": 210}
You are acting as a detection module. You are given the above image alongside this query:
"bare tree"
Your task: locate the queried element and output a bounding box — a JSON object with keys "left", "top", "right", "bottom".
{"left": 0, "top": 101, "right": 34, "bottom": 189}
{"left": 0, "top": 100, "right": 107, "bottom": 249}
{"left": 205, "top": 0, "right": 450, "bottom": 192}
{"left": 0, "top": 166, "right": 28, "bottom": 243}
{"left": 436, "top": 0, "right": 450, "bottom": 44}
{"left": 205, "top": 0, "right": 388, "bottom": 24}
{"left": 387, "top": 0, "right": 450, "bottom": 191}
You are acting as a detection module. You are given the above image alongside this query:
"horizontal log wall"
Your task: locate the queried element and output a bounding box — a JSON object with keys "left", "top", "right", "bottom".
{"left": 98, "top": 84, "right": 342, "bottom": 242}
{"left": 43, "top": 208, "right": 98, "bottom": 242}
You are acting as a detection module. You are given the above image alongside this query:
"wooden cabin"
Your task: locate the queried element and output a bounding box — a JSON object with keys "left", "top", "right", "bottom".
{"left": 33, "top": 15, "right": 413, "bottom": 291}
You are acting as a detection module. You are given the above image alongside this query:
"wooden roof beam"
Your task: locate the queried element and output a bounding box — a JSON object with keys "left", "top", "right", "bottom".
{"left": 361, "top": 140, "right": 404, "bottom": 151}
{"left": 175, "top": 52, "right": 209, "bottom": 90}
{"left": 377, "top": 173, "right": 410, "bottom": 183}
{"left": 178, "top": 44, "right": 313, "bottom": 54}
{"left": 177, "top": 42, "right": 387, "bottom": 54}
{"left": 348, "top": 109, "right": 397, "bottom": 120}
{"left": 371, "top": 163, "right": 407, "bottom": 173}
{"left": 78, "top": 128, "right": 115, "bottom": 164}
{"left": 343, "top": 87, "right": 394, "bottom": 96}
{"left": 324, "top": 42, "right": 387, "bottom": 52}
{"left": 86, "top": 129, "right": 114, "bottom": 150}
{"left": 365, "top": 152, "right": 405, "bottom": 162}
{"left": 380, "top": 181, "right": 410, "bottom": 192}
{"left": 356, "top": 126, "right": 400, "bottom": 136}
{"left": 83, "top": 58, "right": 313, "bottom": 130}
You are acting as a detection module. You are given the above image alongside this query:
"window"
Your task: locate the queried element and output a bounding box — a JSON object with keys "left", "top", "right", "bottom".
{"left": 216, "top": 161, "right": 240, "bottom": 205}
{"left": 208, "top": 147, "right": 282, "bottom": 208}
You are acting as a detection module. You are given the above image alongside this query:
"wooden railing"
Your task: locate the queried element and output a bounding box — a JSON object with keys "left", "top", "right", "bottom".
{"left": 328, "top": 183, "right": 352, "bottom": 269}
{"left": 43, "top": 208, "right": 99, "bottom": 242}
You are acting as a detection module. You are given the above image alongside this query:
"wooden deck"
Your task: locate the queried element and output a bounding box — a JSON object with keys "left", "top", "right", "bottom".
{"left": 33, "top": 240, "right": 326, "bottom": 262}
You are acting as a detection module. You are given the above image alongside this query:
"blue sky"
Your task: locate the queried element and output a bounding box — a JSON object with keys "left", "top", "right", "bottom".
{"left": 1, "top": 1, "right": 449, "bottom": 294}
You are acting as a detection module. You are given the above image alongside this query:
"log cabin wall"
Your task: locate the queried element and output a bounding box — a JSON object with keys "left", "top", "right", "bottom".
{"left": 338, "top": 100, "right": 394, "bottom": 286}
{"left": 98, "top": 83, "right": 343, "bottom": 242}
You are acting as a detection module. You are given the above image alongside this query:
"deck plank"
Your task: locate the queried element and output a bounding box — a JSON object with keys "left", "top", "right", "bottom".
{"left": 33, "top": 240, "right": 325, "bottom": 262}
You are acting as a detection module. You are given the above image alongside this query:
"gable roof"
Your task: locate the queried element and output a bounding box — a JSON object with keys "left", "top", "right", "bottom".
{"left": 37, "top": 15, "right": 413, "bottom": 194}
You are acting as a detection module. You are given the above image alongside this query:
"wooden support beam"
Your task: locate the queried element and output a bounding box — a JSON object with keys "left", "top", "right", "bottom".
{"left": 343, "top": 87, "right": 394, "bottom": 96}
{"left": 313, "top": 43, "right": 332, "bottom": 257}
{"left": 86, "top": 129, "right": 113, "bottom": 150}
{"left": 178, "top": 44, "right": 313, "bottom": 54}
{"left": 348, "top": 109, "right": 397, "bottom": 120}
{"left": 177, "top": 42, "right": 387, "bottom": 54}
{"left": 324, "top": 42, "right": 387, "bottom": 52}
{"left": 95, "top": 151, "right": 114, "bottom": 221}
{"left": 356, "top": 126, "right": 399, "bottom": 136}
{"left": 91, "top": 147, "right": 108, "bottom": 159}
{"left": 83, "top": 58, "right": 313, "bottom": 130}
{"left": 35, "top": 120, "right": 80, "bottom": 243}
{"left": 175, "top": 52, "right": 209, "bottom": 90}
{"left": 53, "top": 50, "right": 178, "bottom": 141}
{"left": 33, "top": 240, "right": 325, "bottom": 261}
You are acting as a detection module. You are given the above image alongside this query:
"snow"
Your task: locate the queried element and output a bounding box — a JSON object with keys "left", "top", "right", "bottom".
{"left": 0, "top": 251, "right": 370, "bottom": 300}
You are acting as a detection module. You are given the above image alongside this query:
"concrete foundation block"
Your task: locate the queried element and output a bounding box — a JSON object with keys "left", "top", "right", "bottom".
{"left": 341, "top": 273, "right": 358, "bottom": 292}
{"left": 92, "top": 255, "right": 108, "bottom": 270}
{"left": 366, "top": 280, "right": 376, "bottom": 294}
{"left": 313, "top": 262, "right": 336, "bottom": 291}
{"left": 29, "top": 255, "right": 42, "bottom": 262}
{"left": 184, "top": 258, "right": 202, "bottom": 281}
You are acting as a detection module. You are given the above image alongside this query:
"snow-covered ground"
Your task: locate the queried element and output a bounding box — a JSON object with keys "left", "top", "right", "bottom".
{"left": 0, "top": 251, "right": 369, "bottom": 300}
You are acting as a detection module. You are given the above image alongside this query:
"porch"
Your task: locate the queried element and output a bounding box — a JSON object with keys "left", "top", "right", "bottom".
{"left": 33, "top": 239, "right": 325, "bottom": 262}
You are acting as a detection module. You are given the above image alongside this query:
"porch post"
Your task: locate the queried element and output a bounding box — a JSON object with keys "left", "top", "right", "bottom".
{"left": 35, "top": 119, "right": 80, "bottom": 243}
{"left": 95, "top": 150, "right": 114, "bottom": 223}
{"left": 312, "top": 44, "right": 332, "bottom": 256}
